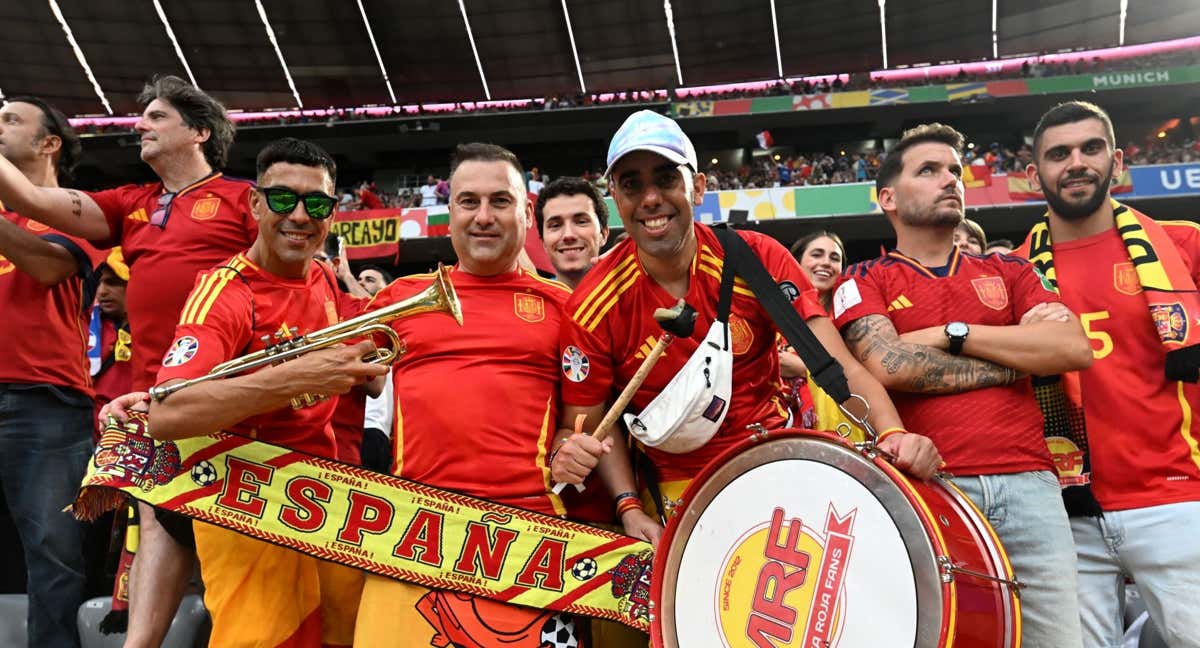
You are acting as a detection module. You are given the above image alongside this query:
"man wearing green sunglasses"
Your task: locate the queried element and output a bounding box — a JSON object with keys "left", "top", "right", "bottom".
{"left": 105, "top": 137, "right": 386, "bottom": 646}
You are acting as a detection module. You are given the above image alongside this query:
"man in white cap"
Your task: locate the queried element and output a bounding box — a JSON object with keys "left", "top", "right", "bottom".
{"left": 549, "top": 110, "right": 941, "bottom": 543}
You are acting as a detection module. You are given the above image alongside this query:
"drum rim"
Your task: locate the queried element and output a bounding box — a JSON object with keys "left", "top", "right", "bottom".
{"left": 651, "top": 433, "right": 946, "bottom": 648}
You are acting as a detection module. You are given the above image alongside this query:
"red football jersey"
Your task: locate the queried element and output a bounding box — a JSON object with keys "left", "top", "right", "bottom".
{"left": 155, "top": 254, "right": 342, "bottom": 457}
{"left": 833, "top": 248, "right": 1058, "bottom": 476}
{"left": 561, "top": 224, "right": 825, "bottom": 482}
{"left": 0, "top": 211, "right": 105, "bottom": 393}
{"left": 330, "top": 390, "right": 367, "bottom": 466}
{"left": 1047, "top": 222, "right": 1200, "bottom": 510}
{"left": 89, "top": 173, "right": 257, "bottom": 389}
{"left": 368, "top": 267, "right": 571, "bottom": 516}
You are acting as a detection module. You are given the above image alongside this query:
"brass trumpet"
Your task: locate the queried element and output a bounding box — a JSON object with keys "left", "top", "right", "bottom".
{"left": 148, "top": 264, "right": 463, "bottom": 401}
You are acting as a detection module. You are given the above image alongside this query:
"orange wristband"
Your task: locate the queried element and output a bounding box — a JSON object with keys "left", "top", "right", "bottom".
{"left": 875, "top": 427, "right": 905, "bottom": 444}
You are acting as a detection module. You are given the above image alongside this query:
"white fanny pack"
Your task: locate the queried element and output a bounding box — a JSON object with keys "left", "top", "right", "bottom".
{"left": 623, "top": 319, "right": 733, "bottom": 454}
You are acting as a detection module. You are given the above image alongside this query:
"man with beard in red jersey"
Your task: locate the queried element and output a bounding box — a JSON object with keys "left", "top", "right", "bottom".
{"left": 1016, "top": 101, "right": 1200, "bottom": 647}
{"left": 836, "top": 123, "right": 1091, "bottom": 648}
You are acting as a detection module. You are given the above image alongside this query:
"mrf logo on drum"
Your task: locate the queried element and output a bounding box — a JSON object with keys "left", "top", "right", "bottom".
{"left": 717, "top": 504, "right": 858, "bottom": 647}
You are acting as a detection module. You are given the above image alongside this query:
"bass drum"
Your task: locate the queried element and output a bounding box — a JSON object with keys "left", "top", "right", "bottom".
{"left": 650, "top": 430, "right": 1020, "bottom": 648}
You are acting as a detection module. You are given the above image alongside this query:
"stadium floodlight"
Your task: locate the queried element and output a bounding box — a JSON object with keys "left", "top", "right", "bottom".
{"left": 457, "top": 0, "right": 492, "bottom": 101}
{"left": 561, "top": 0, "right": 587, "bottom": 93}
{"left": 664, "top": 0, "right": 684, "bottom": 85}
{"left": 254, "top": 0, "right": 304, "bottom": 109}
{"left": 356, "top": 0, "right": 397, "bottom": 104}
{"left": 877, "top": 0, "right": 888, "bottom": 69}
{"left": 769, "top": 0, "right": 783, "bottom": 78}
{"left": 47, "top": 0, "right": 113, "bottom": 115}
{"left": 992, "top": 0, "right": 998, "bottom": 59}
{"left": 152, "top": 0, "right": 199, "bottom": 89}
{"left": 1119, "top": 0, "right": 1128, "bottom": 46}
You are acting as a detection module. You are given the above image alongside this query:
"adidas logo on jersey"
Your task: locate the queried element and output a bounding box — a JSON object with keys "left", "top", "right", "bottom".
{"left": 887, "top": 295, "right": 913, "bottom": 312}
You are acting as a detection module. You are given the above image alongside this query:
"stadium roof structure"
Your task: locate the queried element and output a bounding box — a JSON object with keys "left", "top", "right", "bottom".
{"left": 2, "top": 0, "right": 1198, "bottom": 117}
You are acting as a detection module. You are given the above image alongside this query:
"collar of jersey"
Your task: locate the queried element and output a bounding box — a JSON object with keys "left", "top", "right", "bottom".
{"left": 161, "top": 171, "right": 223, "bottom": 199}
{"left": 886, "top": 245, "right": 962, "bottom": 278}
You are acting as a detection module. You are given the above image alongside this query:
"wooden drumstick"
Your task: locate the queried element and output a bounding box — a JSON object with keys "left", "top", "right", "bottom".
{"left": 552, "top": 300, "right": 698, "bottom": 494}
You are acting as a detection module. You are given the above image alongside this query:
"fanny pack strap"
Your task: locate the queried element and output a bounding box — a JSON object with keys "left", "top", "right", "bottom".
{"left": 713, "top": 227, "right": 851, "bottom": 404}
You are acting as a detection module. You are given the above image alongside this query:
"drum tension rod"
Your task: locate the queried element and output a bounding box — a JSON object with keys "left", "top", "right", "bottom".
{"left": 937, "top": 556, "right": 1025, "bottom": 594}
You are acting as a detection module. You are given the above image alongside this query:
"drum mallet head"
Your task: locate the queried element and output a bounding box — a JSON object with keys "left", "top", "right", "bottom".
{"left": 653, "top": 300, "right": 698, "bottom": 338}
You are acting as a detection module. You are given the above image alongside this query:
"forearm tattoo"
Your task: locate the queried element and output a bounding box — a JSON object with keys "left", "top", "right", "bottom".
{"left": 843, "top": 315, "right": 1018, "bottom": 394}
{"left": 66, "top": 190, "right": 82, "bottom": 219}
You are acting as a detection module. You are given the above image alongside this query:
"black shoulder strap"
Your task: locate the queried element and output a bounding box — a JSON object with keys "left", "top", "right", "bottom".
{"left": 713, "top": 227, "right": 851, "bottom": 404}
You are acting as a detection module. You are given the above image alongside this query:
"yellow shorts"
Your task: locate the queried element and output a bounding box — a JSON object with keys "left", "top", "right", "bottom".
{"left": 194, "top": 523, "right": 362, "bottom": 647}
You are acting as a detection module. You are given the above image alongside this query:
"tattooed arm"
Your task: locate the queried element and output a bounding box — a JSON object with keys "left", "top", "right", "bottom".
{"left": 0, "top": 155, "right": 110, "bottom": 239}
{"left": 842, "top": 314, "right": 1021, "bottom": 394}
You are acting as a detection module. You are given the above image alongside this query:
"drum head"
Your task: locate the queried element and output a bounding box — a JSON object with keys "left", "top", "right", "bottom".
{"left": 652, "top": 434, "right": 945, "bottom": 648}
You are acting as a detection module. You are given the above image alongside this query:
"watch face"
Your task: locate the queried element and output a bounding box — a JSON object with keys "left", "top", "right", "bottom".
{"left": 947, "top": 322, "right": 969, "bottom": 337}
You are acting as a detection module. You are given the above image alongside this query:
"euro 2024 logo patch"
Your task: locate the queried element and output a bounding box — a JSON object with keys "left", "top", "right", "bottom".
{"left": 561, "top": 346, "right": 589, "bottom": 383}
{"left": 162, "top": 336, "right": 199, "bottom": 367}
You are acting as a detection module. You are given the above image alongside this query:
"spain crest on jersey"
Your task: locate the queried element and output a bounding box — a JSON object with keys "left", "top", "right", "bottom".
{"left": 970, "top": 276, "right": 1008, "bottom": 310}
{"left": 1113, "top": 262, "right": 1142, "bottom": 296}
{"left": 1151, "top": 302, "right": 1188, "bottom": 343}
{"left": 190, "top": 196, "right": 221, "bottom": 221}
{"left": 514, "top": 293, "right": 544, "bottom": 323}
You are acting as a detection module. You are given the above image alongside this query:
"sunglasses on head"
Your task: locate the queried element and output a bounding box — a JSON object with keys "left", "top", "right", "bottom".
{"left": 257, "top": 186, "right": 338, "bottom": 220}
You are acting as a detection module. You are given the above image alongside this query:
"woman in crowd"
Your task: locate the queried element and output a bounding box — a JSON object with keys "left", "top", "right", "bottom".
{"left": 782, "top": 231, "right": 863, "bottom": 441}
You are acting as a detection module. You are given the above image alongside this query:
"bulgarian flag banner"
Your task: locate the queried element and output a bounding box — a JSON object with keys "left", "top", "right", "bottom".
{"left": 427, "top": 209, "right": 450, "bottom": 237}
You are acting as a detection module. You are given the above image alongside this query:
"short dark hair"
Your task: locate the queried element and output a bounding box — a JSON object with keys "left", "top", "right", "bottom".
{"left": 449, "top": 142, "right": 524, "bottom": 185}
{"left": 789, "top": 230, "right": 846, "bottom": 261}
{"left": 534, "top": 177, "right": 609, "bottom": 234}
{"left": 138, "top": 75, "right": 235, "bottom": 169}
{"left": 6, "top": 96, "right": 81, "bottom": 184}
{"left": 986, "top": 238, "right": 1014, "bottom": 251}
{"left": 876, "top": 123, "right": 965, "bottom": 194}
{"left": 255, "top": 138, "right": 337, "bottom": 186}
{"left": 321, "top": 232, "right": 341, "bottom": 258}
{"left": 359, "top": 264, "right": 393, "bottom": 283}
{"left": 1032, "top": 101, "right": 1115, "bottom": 158}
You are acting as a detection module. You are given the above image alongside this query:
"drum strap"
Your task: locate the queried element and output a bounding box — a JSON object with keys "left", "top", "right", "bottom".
{"left": 714, "top": 228, "right": 852, "bottom": 404}
{"left": 73, "top": 412, "right": 655, "bottom": 630}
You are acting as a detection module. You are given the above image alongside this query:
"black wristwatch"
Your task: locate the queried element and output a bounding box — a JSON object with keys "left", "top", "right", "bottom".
{"left": 945, "top": 321, "right": 969, "bottom": 355}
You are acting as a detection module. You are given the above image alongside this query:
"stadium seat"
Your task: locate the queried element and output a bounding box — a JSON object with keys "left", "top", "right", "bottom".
{"left": 0, "top": 594, "right": 27, "bottom": 648}
{"left": 78, "top": 594, "right": 209, "bottom": 648}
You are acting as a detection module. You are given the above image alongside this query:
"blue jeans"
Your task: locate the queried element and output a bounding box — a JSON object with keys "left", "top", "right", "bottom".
{"left": 951, "top": 471, "right": 1084, "bottom": 648}
{"left": 1072, "top": 502, "right": 1200, "bottom": 648}
{"left": 0, "top": 384, "right": 94, "bottom": 648}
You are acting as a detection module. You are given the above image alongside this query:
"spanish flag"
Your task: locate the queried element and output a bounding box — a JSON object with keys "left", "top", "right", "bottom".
{"left": 963, "top": 164, "right": 992, "bottom": 188}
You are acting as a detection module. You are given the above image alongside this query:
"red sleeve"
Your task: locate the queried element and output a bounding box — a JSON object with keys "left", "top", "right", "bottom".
{"left": 86, "top": 186, "right": 133, "bottom": 248}
{"left": 559, "top": 301, "right": 615, "bottom": 407}
{"left": 1165, "top": 222, "right": 1200, "bottom": 286}
{"left": 41, "top": 230, "right": 107, "bottom": 276}
{"left": 236, "top": 184, "right": 259, "bottom": 244}
{"left": 742, "top": 230, "right": 825, "bottom": 320}
{"left": 1006, "top": 258, "right": 1062, "bottom": 317}
{"left": 154, "top": 272, "right": 253, "bottom": 385}
{"left": 831, "top": 264, "right": 890, "bottom": 330}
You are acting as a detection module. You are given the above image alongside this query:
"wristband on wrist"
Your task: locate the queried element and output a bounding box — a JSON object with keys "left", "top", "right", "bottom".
{"left": 875, "top": 427, "right": 905, "bottom": 444}
{"left": 615, "top": 494, "right": 642, "bottom": 517}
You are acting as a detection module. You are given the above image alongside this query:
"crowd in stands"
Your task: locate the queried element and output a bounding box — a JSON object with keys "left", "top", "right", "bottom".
{"left": 71, "top": 48, "right": 1200, "bottom": 137}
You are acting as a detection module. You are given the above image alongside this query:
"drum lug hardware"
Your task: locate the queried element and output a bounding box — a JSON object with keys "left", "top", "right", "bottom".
{"left": 938, "top": 556, "right": 1025, "bottom": 591}
{"left": 745, "top": 423, "right": 769, "bottom": 442}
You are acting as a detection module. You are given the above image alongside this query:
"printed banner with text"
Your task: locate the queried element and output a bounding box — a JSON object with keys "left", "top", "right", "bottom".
{"left": 72, "top": 413, "right": 655, "bottom": 630}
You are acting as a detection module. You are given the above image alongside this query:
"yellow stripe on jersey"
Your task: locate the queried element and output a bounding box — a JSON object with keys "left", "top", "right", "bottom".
{"left": 535, "top": 395, "right": 566, "bottom": 516}
{"left": 576, "top": 258, "right": 639, "bottom": 330}
{"left": 1176, "top": 382, "right": 1200, "bottom": 473}
{"left": 1161, "top": 220, "right": 1200, "bottom": 233}
{"left": 696, "top": 261, "right": 755, "bottom": 297}
{"left": 582, "top": 269, "right": 642, "bottom": 332}
{"left": 573, "top": 254, "right": 637, "bottom": 324}
{"left": 180, "top": 259, "right": 245, "bottom": 326}
{"left": 524, "top": 270, "right": 572, "bottom": 295}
